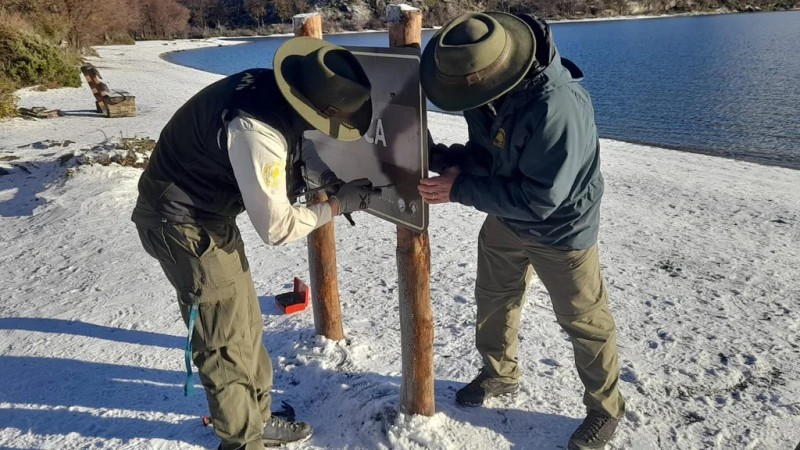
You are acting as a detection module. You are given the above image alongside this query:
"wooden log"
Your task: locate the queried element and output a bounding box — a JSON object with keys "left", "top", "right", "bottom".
{"left": 386, "top": 3, "right": 435, "bottom": 417}
{"left": 294, "top": 12, "right": 345, "bottom": 341}
{"left": 18, "top": 107, "right": 61, "bottom": 119}
{"left": 105, "top": 91, "right": 137, "bottom": 118}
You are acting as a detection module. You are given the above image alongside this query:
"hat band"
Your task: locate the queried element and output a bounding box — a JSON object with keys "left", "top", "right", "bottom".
{"left": 323, "top": 105, "right": 355, "bottom": 120}
{"left": 435, "top": 38, "right": 513, "bottom": 87}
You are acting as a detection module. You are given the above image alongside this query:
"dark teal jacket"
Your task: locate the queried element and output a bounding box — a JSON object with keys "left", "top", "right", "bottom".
{"left": 450, "top": 50, "right": 603, "bottom": 250}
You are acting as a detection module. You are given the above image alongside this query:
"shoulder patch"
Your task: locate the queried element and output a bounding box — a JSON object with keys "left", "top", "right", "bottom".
{"left": 493, "top": 129, "right": 506, "bottom": 148}
{"left": 262, "top": 161, "right": 283, "bottom": 188}
{"left": 236, "top": 72, "right": 255, "bottom": 91}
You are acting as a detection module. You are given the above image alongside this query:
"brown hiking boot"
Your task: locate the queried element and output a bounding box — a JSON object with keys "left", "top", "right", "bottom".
{"left": 455, "top": 368, "right": 518, "bottom": 406}
{"left": 567, "top": 410, "right": 620, "bottom": 450}
{"left": 262, "top": 415, "right": 313, "bottom": 447}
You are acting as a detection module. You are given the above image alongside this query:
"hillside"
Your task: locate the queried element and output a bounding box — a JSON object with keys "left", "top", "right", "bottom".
{"left": 183, "top": 0, "right": 800, "bottom": 34}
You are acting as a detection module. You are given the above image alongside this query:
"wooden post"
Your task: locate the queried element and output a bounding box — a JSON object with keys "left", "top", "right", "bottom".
{"left": 293, "top": 12, "right": 323, "bottom": 38}
{"left": 387, "top": 4, "right": 423, "bottom": 50}
{"left": 386, "top": 3, "right": 435, "bottom": 417}
{"left": 294, "top": 12, "right": 345, "bottom": 341}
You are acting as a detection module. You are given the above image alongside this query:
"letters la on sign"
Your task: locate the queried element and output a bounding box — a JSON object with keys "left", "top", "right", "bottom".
{"left": 303, "top": 46, "right": 429, "bottom": 232}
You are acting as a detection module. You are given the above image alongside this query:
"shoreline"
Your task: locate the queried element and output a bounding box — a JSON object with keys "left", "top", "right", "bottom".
{"left": 153, "top": 10, "right": 800, "bottom": 173}
{"left": 2, "top": 30, "right": 798, "bottom": 176}
{"left": 596, "top": 136, "right": 800, "bottom": 172}
{"left": 163, "top": 9, "right": 796, "bottom": 41}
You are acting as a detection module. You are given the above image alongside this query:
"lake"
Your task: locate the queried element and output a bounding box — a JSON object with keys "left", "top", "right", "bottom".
{"left": 166, "top": 12, "right": 800, "bottom": 168}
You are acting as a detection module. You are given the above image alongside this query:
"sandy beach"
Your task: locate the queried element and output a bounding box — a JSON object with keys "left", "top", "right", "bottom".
{"left": 0, "top": 39, "right": 798, "bottom": 449}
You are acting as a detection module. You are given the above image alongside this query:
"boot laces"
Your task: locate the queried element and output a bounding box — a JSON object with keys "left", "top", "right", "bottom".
{"left": 269, "top": 416, "right": 302, "bottom": 432}
{"left": 575, "top": 411, "right": 608, "bottom": 441}
{"left": 468, "top": 368, "right": 492, "bottom": 387}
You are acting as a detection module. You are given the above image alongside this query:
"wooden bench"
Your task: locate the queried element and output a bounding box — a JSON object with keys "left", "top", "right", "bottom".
{"left": 80, "top": 64, "right": 137, "bottom": 118}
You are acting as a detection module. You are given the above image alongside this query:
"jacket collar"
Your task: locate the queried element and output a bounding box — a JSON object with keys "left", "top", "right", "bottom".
{"left": 473, "top": 47, "right": 586, "bottom": 118}
{"left": 513, "top": 47, "right": 584, "bottom": 96}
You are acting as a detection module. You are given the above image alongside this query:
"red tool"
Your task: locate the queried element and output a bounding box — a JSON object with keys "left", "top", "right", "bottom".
{"left": 275, "top": 277, "right": 310, "bottom": 314}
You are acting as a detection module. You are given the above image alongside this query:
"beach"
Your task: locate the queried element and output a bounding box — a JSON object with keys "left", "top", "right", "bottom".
{"left": 0, "top": 39, "right": 798, "bottom": 449}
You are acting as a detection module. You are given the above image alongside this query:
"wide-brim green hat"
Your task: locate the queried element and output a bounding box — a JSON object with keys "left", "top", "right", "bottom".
{"left": 274, "top": 37, "right": 372, "bottom": 141}
{"left": 420, "top": 12, "right": 536, "bottom": 112}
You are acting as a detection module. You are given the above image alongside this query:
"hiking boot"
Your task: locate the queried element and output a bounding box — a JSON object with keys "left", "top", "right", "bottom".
{"left": 262, "top": 415, "right": 313, "bottom": 447}
{"left": 455, "top": 368, "right": 518, "bottom": 406}
{"left": 567, "top": 410, "right": 620, "bottom": 450}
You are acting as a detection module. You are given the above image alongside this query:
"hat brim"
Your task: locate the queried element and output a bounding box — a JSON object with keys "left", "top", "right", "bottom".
{"left": 420, "top": 12, "right": 536, "bottom": 112}
{"left": 274, "top": 37, "right": 372, "bottom": 141}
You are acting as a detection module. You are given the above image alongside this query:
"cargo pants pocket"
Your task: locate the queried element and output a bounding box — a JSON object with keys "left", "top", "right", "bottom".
{"left": 178, "top": 244, "right": 247, "bottom": 352}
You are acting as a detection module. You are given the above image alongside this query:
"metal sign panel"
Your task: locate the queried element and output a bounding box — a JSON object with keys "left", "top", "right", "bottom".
{"left": 303, "top": 46, "right": 428, "bottom": 232}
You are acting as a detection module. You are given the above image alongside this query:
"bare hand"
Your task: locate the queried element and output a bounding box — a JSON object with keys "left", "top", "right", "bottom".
{"left": 418, "top": 167, "right": 460, "bottom": 205}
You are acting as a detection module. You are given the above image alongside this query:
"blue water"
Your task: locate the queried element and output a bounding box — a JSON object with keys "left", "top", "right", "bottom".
{"left": 166, "top": 12, "right": 800, "bottom": 168}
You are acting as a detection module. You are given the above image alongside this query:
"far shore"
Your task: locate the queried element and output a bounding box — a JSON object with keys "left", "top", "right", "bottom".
{"left": 152, "top": 8, "right": 796, "bottom": 43}
{"left": 5, "top": 9, "right": 799, "bottom": 173}
{"left": 154, "top": 9, "right": 800, "bottom": 173}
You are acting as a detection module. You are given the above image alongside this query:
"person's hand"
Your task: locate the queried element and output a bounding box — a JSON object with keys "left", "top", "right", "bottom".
{"left": 318, "top": 170, "right": 342, "bottom": 196}
{"left": 429, "top": 143, "right": 468, "bottom": 174}
{"left": 331, "top": 178, "right": 380, "bottom": 214}
{"left": 429, "top": 144, "right": 448, "bottom": 174}
{"left": 418, "top": 167, "right": 460, "bottom": 204}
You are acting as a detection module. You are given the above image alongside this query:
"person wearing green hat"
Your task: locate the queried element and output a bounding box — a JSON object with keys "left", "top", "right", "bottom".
{"left": 418, "top": 13, "right": 625, "bottom": 450}
{"left": 132, "top": 37, "right": 379, "bottom": 449}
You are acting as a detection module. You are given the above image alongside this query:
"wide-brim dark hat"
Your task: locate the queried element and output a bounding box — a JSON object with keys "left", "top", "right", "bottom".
{"left": 421, "top": 12, "right": 535, "bottom": 112}
{"left": 274, "top": 37, "right": 372, "bottom": 141}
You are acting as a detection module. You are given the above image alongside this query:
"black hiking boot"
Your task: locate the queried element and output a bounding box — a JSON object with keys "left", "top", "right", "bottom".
{"left": 567, "top": 410, "right": 620, "bottom": 450}
{"left": 262, "top": 415, "right": 313, "bottom": 447}
{"left": 455, "top": 368, "right": 519, "bottom": 406}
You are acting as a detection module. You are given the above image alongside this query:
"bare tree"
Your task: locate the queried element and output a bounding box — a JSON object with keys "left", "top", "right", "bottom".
{"left": 138, "top": 0, "right": 190, "bottom": 38}
{"left": 243, "top": 0, "right": 268, "bottom": 27}
{"left": 180, "top": 0, "right": 217, "bottom": 28}
{"left": 271, "top": 0, "right": 309, "bottom": 22}
{"left": 46, "top": 0, "right": 139, "bottom": 47}
{"left": 606, "top": 0, "right": 629, "bottom": 14}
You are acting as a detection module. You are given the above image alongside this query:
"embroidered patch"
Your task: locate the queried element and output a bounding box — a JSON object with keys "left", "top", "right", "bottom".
{"left": 235, "top": 72, "right": 255, "bottom": 91}
{"left": 493, "top": 129, "right": 506, "bottom": 148}
{"left": 262, "top": 162, "right": 282, "bottom": 188}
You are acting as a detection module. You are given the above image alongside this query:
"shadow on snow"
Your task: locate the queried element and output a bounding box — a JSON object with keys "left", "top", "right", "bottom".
{"left": 0, "top": 317, "right": 579, "bottom": 448}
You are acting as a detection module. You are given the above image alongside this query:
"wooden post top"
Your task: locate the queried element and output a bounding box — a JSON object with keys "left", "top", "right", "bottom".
{"left": 293, "top": 12, "right": 321, "bottom": 20}
{"left": 385, "top": 4, "right": 422, "bottom": 49}
{"left": 385, "top": 3, "right": 421, "bottom": 22}
{"left": 293, "top": 12, "right": 323, "bottom": 39}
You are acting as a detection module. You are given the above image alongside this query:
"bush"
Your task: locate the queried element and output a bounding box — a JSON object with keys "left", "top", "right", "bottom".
{"left": 30, "top": 12, "right": 73, "bottom": 44}
{"left": 105, "top": 34, "right": 137, "bottom": 45}
{"left": 0, "top": 77, "right": 18, "bottom": 118}
{"left": 0, "top": 24, "right": 81, "bottom": 89}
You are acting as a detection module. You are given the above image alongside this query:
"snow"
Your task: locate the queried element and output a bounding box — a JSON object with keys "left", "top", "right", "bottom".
{"left": 1, "top": 39, "right": 799, "bottom": 450}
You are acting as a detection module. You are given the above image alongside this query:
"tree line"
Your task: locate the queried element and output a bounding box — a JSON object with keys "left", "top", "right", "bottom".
{"left": 1, "top": 0, "right": 797, "bottom": 117}
{"left": 2, "top": 0, "right": 797, "bottom": 48}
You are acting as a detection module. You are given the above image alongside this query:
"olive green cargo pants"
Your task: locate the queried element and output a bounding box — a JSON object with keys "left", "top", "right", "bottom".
{"left": 475, "top": 215, "right": 625, "bottom": 419}
{"left": 136, "top": 219, "right": 271, "bottom": 450}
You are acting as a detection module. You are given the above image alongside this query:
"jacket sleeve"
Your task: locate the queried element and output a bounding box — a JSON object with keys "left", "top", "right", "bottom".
{"left": 451, "top": 105, "right": 584, "bottom": 222}
{"left": 300, "top": 139, "right": 339, "bottom": 188}
{"left": 227, "top": 116, "right": 333, "bottom": 246}
{"left": 428, "top": 130, "right": 492, "bottom": 176}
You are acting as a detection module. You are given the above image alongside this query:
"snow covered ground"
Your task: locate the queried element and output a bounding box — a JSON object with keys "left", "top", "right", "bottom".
{"left": 1, "top": 39, "right": 798, "bottom": 450}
